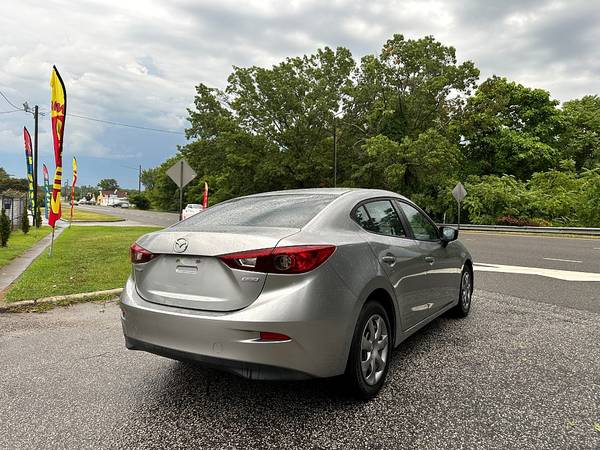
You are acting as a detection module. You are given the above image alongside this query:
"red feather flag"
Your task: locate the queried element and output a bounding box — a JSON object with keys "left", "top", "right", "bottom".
{"left": 202, "top": 181, "right": 209, "bottom": 208}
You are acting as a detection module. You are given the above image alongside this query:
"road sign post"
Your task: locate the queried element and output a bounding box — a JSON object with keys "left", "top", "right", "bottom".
{"left": 452, "top": 182, "right": 468, "bottom": 230}
{"left": 166, "top": 159, "right": 197, "bottom": 221}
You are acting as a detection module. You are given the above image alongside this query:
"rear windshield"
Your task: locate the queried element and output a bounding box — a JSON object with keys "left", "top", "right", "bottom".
{"left": 174, "top": 194, "right": 337, "bottom": 229}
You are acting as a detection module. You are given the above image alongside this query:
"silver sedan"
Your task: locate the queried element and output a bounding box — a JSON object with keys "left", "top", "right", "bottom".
{"left": 120, "top": 188, "right": 473, "bottom": 399}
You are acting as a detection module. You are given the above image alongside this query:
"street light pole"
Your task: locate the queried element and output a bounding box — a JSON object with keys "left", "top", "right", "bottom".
{"left": 333, "top": 118, "right": 337, "bottom": 188}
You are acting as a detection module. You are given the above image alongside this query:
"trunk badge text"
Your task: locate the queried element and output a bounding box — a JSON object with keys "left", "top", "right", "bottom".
{"left": 241, "top": 276, "right": 260, "bottom": 282}
{"left": 174, "top": 238, "right": 189, "bottom": 253}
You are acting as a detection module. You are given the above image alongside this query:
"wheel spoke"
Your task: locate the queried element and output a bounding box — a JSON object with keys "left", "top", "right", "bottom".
{"left": 361, "top": 335, "right": 371, "bottom": 351}
{"left": 374, "top": 352, "right": 385, "bottom": 370}
{"left": 361, "top": 357, "right": 371, "bottom": 373}
{"left": 367, "top": 318, "right": 375, "bottom": 339}
{"left": 375, "top": 334, "right": 388, "bottom": 351}
{"left": 366, "top": 358, "right": 377, "bottom": 384}
{"left": 375, "top": 317, "right": 383, "bottom": 339}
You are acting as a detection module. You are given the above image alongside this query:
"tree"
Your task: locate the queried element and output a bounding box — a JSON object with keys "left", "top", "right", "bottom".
{"left": 460, "top": 76, "right": 563, "bottom": 179}
{"left": 0, "top": 208, "right": 10, "bottom": 247}
{"left": 35, "top": 205, "right": 42, "bottom": 228}
{"left": 0, "top": 167, "right": 28, "bottom": 192}
{"left": 98, "top": 178, "right": 119, "bottom": 191}
{"left": 352, "top": 129, "right": 462, "bottom": 219}
{"left": 347, "top": 34, "right": 479, "bottom": 142}
{"left": 174, "top": 46, "right": 356, "bottom": 204}
{"left": 21, "top": 205, "right": 29, "bottom": 234}
{"left": 560, "top": 95, "right": 600, "bottom": 169}
{"left": 128, "top": 192, "right": 151, "bottom": 210}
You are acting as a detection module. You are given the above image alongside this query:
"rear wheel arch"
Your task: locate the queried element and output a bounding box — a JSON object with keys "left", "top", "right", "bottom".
{"left": 363, "top": 288, "right": 397, "bottom": 347}
{"left": 463, "top": 259, "right": 474, "bottom": 289}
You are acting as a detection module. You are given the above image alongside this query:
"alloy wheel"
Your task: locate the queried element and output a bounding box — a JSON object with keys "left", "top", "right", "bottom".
{"left": 461, "top": 271, "right": 472, "bottom": 310}
{"left": 360, "top": 314, "right": 389, "bottom": 386}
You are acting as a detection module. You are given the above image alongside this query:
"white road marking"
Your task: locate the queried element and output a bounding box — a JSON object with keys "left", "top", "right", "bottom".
{"left": 594, "top": 247, "right": 600, "bottom": 250}
{"left": 543, "top": 257, "right": 582, "bottom": 263}
{"left": 474, "top": 263, "right": 600, "bottom": 282}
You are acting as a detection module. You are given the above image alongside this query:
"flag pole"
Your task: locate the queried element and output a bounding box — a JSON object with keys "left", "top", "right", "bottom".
{"left": 49, "top": 228, "right": 55, "bottom": 256}
{"left": 70, "top": 187, "right": 74, "bottom": 227}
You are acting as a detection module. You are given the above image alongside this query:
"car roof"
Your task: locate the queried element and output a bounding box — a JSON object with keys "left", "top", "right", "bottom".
{"left": 242, "top": 187, "right": 409, "bottom": 201}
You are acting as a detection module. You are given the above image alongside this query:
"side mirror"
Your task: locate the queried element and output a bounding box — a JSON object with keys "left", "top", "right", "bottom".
{"left": 439, "top": 226, "right": 458, "bottom": 245}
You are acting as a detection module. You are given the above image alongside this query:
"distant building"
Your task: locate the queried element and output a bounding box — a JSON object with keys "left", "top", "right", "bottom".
{"left": 97, "top": 190, "right": 128, "bottom": 206}
{"left": 0, "top": 190, "right": 27, "bottom": 229}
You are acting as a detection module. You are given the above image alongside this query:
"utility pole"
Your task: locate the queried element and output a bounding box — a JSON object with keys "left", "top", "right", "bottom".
{"left": 333, "top": 118, "right": 337, "bottom": 188}
{"left": 32, "top": 105, "right": 42, "bottom": 227}
{"left": 138, "top": 165, "right": 142, "bottom": 192}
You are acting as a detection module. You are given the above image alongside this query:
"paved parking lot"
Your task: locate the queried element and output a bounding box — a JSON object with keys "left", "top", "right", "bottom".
{"left": 1, "top": 290, "right": 598, "bottom": 449}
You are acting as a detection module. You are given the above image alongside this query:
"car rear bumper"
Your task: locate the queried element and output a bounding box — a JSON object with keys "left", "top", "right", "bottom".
{"left": 119, "top": 273, "right": 358, "bottom": 379}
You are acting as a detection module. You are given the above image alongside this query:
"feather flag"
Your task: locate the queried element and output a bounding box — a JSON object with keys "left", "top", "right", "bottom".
{"left": 49, "top": 66, "right": 66, "bottom": 228}
{"left": 23, "top": 127, "right": 35, "bottom": 212}
{"left": 202, "top": 181, "right": 209, "bottom": 209}
{"left": 42, "top": 163, "right": 50, "bottom": 219}
{"left": 70, "top": 157, "right": 77, "bottom": 223}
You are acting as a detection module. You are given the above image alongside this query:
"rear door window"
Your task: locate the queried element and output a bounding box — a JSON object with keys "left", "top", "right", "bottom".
{"left": 354, "top": 200, "right": 406, "bottom": 237}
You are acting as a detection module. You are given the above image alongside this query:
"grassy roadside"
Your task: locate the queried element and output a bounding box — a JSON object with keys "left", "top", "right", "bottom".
{"left": 0, "top": 227, "right": 53, "bottom": 269}
{"left": 62, "top": 205, "right": 123, "bottom": 222}
{"left": 5, "top": 226, "right": 158, "bottom": 302}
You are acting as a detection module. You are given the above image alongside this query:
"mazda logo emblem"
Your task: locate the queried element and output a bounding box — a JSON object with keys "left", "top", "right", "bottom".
{"left": 174, "top": 238, "right": 188, "bottom": 253}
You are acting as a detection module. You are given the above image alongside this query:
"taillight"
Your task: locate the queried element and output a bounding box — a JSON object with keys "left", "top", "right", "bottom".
{"left": 130, "top": 242, "right": 155, "bottom": 264}
{"left": 218, "top": 245, "right": 335, "bottom": 274}
{"left": 259, "top": 331, "right": 291, "bottom": 342}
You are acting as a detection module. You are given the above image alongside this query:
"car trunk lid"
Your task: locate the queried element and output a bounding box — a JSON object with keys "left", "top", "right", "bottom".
{"left": 133, "top": 227, "right": 298, "bottom": 311}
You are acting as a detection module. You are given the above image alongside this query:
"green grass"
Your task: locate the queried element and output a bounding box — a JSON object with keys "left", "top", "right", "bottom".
{"left": 0, "top": 227, "right": 53, "bottom": 269}
{"left": 63, "top": 205, "right": 123, "bottom": 222}
{"left": 5, "top": 226, "right": 158, "bottom": 302}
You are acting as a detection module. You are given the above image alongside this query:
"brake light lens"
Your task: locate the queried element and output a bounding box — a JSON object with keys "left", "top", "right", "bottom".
{"left": 218, "top": 245, "right": 335, "bottom": 274}
{"left": 130, "top": 242, "right": 155, "bottom": 264}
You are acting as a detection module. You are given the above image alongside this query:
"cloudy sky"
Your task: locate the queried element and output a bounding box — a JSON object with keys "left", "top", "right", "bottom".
{"left": 1, "top": 0, "right": 599, "bottom": 188}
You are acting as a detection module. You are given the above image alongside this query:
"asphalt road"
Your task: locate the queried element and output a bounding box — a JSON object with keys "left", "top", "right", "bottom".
{"left": 1, "top": 292, "right": 598, "bottom": 449}
{"left": 77, "top": 205, "right": 178, "bottom": 228}
{"left": 461, "top": 231, "right": 600, "bottom": 314}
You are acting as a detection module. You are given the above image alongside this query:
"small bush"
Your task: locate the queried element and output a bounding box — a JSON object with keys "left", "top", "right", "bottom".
{"left": 128, "top": 192, "right": 151, "bottom": 210}
{"left": 21, "top": 205, "right": 30, "bottom": 234}
{"left": 0, "top": 208, "right": 10, "bottom": 246}
{"left": 496, "top": 216, "right": 550, "bottom": 227}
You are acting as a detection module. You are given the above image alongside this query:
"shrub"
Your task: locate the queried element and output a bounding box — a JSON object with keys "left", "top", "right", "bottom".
{"left": 495, "top": 216, "right": 551, "bottom": 227}
{"left": 128, "top": 192, "right": 151, "bottom": 210}
{"left": 0, "top": 208, "right": 10, "bottom": 246}
{"left": 21, "top": 205, "right": 30, "bottom": 234}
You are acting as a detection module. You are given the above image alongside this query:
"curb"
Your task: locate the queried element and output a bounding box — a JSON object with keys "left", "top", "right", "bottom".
{"left": 0, "top": 288, "right": 123, "bottom": 312}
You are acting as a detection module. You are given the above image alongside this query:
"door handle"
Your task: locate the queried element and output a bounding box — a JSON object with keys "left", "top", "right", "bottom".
{"left": 381, "top": 255, "right": 396, "bottom": 264}
{"left": 424, "top": 256, "right": 435, "bottom": 265}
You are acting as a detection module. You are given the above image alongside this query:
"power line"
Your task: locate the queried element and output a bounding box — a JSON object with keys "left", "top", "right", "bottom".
{"left": 2, "top": 87, "right": 185, "bottom": 135}
{"left": 0, "top": 89, "right": 22, "bottom": 110}
{"left": 70, "top": 113, "right": 185, "bottom": 135}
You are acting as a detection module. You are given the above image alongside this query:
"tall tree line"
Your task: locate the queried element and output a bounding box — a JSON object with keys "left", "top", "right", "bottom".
{"left": 142, "top": 34, "right": 600, "bottom": 226}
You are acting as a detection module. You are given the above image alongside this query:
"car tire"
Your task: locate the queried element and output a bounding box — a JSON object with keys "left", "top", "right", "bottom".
{"left": 449, "top": 267, "right": 473, "bottom": 318}
{"left": 344, "top": 301, "right": 392, "bottom": 400}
